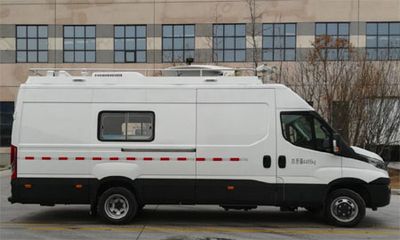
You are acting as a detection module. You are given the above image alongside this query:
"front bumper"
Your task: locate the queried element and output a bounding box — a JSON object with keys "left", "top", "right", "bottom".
{"left": 367, "top": 178, "right": 391, "bottom": 208}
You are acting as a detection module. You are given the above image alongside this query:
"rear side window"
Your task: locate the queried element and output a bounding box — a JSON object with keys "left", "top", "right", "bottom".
{"left": 98, "top": 111, "right": 154, "bottom": 141}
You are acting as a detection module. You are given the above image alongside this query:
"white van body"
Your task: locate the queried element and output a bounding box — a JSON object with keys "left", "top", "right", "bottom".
{"left": 8, "top": 70, "right": 390, "bottom": 226}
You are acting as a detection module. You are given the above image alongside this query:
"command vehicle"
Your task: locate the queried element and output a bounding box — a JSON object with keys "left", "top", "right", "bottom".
{"left": 8, "top": 68, "right": 390, "bottom": 226}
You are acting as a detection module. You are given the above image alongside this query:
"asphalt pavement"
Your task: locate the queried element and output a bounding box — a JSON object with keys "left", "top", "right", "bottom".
{"left": 0, "top": 170, "right": 399, "bottom": 240}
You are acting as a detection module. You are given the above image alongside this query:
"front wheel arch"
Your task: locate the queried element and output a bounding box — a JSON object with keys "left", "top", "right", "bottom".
{"left": 327, "top": 178, "right": 371, "bottom": 207}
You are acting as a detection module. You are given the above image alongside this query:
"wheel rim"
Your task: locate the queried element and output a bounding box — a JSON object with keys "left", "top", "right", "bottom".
{"left": 104, "top": 194, "right": 129, "bottom": 220}
{"left": 330, "top": 196, "right": 359, "bottom": 223}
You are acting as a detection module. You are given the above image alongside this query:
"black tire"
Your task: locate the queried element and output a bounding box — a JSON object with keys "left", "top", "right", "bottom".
{"left": 97, "top": 187, "right": 138, "bottom": 224}
{"left": 325, "top": 189, "right": 366, "bottom": 227}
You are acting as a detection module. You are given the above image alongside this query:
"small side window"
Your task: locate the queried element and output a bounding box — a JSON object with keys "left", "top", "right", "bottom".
{"left": 281, "top": 112, "right": 332, "bottom": 153}
{"left": 99, "top": 111, "right": 154, "bottom": 141}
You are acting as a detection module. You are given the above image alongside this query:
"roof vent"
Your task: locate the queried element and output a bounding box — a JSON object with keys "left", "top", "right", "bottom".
{"left": 93, "top": 73, "right": 123, "bottom": 77}
{"left": 73, "top": 78, "right": 85, "bottom": 82}
{"left": 205, "top": 79, "right": 217, "bottom": 82}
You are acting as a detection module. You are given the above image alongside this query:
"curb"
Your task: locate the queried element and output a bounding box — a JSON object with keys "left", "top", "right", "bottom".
{"left": 391, "top": 189, "right": 400, "bottom": 195}
{"left": 0, "top": 166, "right": 10, "bottom": 171}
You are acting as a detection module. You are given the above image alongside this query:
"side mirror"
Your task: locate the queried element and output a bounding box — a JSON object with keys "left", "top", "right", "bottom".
{"left": 332, "top": 133, "right": 341, "bottom": 154}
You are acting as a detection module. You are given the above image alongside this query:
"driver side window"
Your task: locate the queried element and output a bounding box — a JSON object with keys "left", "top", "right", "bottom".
{"left": 281, "top": 112, "right": 332, "bottom": 153}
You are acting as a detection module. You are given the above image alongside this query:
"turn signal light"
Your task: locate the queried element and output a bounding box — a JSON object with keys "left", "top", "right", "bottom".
{"left": 24, "top": 184, "right": 32, "bottom": 189}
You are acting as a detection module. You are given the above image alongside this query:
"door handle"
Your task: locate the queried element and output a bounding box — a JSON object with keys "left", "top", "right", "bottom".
{"left": 278, "top": 155, "right": 286, "bottom": 168}
{"left": 263, "top": 155, "right": 271, "bottom": 168}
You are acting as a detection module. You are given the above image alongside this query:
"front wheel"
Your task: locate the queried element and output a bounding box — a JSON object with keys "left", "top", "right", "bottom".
{"left": 97, "top": 187, "right": 138, "bottom": 224}
{"left": 325, "top": 189, "right": 366, "bottom": 227}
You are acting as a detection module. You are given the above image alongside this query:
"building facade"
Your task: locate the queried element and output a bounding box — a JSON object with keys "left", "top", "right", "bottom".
{"left": 0, "top": 0, "right": 399, "bottom": 155}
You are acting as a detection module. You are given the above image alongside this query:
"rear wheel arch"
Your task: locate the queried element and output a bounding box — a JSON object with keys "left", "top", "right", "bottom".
{"left": 92, "top": 176, "right": 142, "bottom": 206}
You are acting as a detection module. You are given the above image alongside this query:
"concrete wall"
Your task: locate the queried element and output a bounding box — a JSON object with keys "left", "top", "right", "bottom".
{"left": 0, "top": 0, "right": 398, "bottom": 98}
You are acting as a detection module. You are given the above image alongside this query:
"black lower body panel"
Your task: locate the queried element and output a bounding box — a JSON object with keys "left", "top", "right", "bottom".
{"left": 10, "top": 178, "right": 93, "bottom": 204}
{"left": 195, "top": 179, "right": 278, "bottom": 205}
{"left": 9, "top": 178, "right": 324, "bottom": 206}
{"left": 278, "top": 184, "right": 327, "bottom": 207}
{"left": 9, "top": 178, "right": 390, "bottom": 209}
{"left": 134, "top": 179, "right": 196, "bottom": 204}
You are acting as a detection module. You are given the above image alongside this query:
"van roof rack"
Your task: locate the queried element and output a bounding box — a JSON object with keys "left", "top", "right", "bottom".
{"left": 27, "top": 66, "right": 264, "bottom": 86}
{"left": 29, "top": 65, "right": 257, "bottom": 77}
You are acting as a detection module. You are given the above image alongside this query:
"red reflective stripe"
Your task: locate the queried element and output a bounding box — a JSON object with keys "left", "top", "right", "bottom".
{"left": 58, "top": 157, "right": 68, "bottom": 160}
{"left": 92, "top": 157, "right": 102, "bottom": 161}
{"left": 177, "top": 157, "right": 187, "bottom": 161}
{"left": 230, "top": 157, "right": 240, "bottom": 161}
{"left": 160, "top": 157, "right": 170, "bottom": 161}
{"left": 25, "top": 156, "right": 34, "bottom": 160}
{"left": 143, "top": 157, "right": 153, "bottom": 161}
{"left": 75, "top": 157, "right": 85, "bottom": 161}
{"left": 42, "top": 156, "right": 51, "bottom": 160}
{"left": 213, "top": 157, "right": 223, "bottom": 161}
{"left": 126, "top": 157, "right": 136, "bottom": 161}
{"left": 196, "top": 157, "right": 205, "bottom": 161}
{"left": 109, "top": 157, "right": 119, "bottom": 161}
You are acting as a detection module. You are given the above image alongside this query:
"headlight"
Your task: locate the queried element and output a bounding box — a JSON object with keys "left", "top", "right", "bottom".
{"left": 367, "top": 157, "right": 387, "bottom": 170}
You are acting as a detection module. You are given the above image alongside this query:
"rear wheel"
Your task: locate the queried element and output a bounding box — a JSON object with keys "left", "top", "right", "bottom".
{"left": 97, "top": 187, "right": 138, "bottom": 224}
{"left": 325, "top": 189, "right": 366, "bottom": 227}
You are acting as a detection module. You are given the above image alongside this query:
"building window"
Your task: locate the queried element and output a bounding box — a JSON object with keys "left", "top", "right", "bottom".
{"left": 315, "top": 22, "right": 350, "bottom": 60}
{"left": 63, "top": 25, "right": 96, "bottom": 63}
{"left": 262, "top": 23, "right": 296, "bottom": 61}
{"left": 366, "top": 22, "right": 400, "bottom": 60}
{"left": 0, "top": 102, "right": 14, "bottom": 147}
{"left": 114, "top": 25, "right": 147, "bottom": 63}
{"left": 213, "top": 24, "right": 246, "bottom": 62}
{"left": 98, "top": 111, "right": 155, "bottom": 142}
{"left": 16, "top": 25, "right": 48, "bottom": 63}
{"left": 162, "top": 24, "right": 195, "bottom": 63}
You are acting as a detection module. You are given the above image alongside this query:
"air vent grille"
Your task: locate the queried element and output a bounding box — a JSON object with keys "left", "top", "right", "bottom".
{"left": 93, "top": 73, "right": 123, "bottom": 77}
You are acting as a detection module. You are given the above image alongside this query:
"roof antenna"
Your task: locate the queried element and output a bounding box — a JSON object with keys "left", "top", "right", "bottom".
{"left": 186, "top": 57, "right": 194, "bottom": 65}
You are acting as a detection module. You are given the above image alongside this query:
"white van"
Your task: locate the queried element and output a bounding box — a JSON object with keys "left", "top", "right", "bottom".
{"left": 8, "top": 69, "right": 390, "bottom": 227}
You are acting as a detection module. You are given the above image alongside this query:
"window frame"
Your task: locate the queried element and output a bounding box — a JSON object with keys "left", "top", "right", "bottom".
{"left": 212, "top": 23, "right": 246, "bottom": 62}
{"left": 114, "top": 25, "right": 147, "bottom": 63}
{"left": 280, "top": 111, "right": 334, "bottom": 154}
{"left": 63, "top": 25, "right": 96, "bottom": 63}
{"left": 262, "top": 23, "right": 297, "bottom": 61}
{"left": 314, "top": 22, "right": 350, "bottom": 61}
{"left": 97, "top": 111, "right": 155, "bottom": 142}
{"left": 16, "top": 25, "right": 48, "bottom": 63}
{"left": 0, "top": 101, "right": 15, "bottom": 147}
{"left": 162, "top": 24, "right": 195, "bottom": 63}
{"left": 366, "top": 22, "right": 400, "bottom": 61}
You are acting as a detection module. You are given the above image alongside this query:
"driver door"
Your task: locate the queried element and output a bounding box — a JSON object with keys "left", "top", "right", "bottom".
{"left": 276, "top": 111, "right": 342, "bottom": 205}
